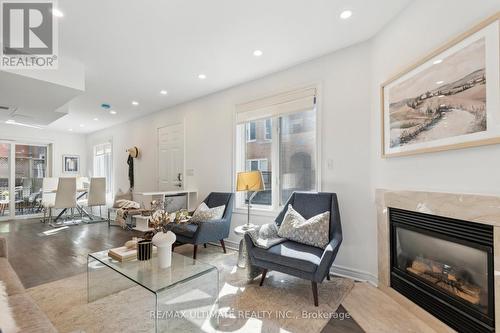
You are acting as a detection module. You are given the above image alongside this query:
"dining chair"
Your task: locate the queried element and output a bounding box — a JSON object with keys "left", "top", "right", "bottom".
{"left": 14, "top": 186, "right": 24, "bottom": 215}
{"left": 78, "top": 177, "right": 107, "bottom": 222}
{"left": 49, "top": 177, "right": 77, "bottom": 226}
{"left": 41, "top": 177, "right": 58, "bottom": 223}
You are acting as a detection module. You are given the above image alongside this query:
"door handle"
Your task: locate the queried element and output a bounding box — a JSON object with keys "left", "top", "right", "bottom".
{"left": 177, "top": 173, "right": 183, "bottom": 182}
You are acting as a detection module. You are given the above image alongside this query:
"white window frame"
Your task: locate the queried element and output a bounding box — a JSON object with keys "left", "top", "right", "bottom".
{"left": 233, "top": 85, "right": 322, "bottom": 215}
{"left": 246, "top": 158, "right": 268, "bottom": 171}
{"left": 93, "top": 142, "right": 113, "bottom": 194}
{"left": 0, "top": 140, "right": 52, "bottom": 221}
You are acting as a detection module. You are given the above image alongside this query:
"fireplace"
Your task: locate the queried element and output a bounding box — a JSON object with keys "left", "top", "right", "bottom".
{"left": 389, "top": 208, "right": 495, "bottom": 332}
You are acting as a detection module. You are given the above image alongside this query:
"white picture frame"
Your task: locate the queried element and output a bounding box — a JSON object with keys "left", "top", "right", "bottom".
{"left": 62, "top": 154, "right": 80, "bottom": 174}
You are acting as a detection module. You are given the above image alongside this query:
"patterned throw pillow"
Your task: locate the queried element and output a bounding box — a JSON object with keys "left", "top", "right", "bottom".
{"left": 190, "top": 202, "right": 225, "bottom": 223}
{"left": 277, "top": 205, "right": 330, "bottom": 249}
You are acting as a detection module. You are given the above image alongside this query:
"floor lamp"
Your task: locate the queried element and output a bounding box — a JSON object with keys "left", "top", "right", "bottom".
{"left": 236, "top": 170, "right": 264, "bottom": 230}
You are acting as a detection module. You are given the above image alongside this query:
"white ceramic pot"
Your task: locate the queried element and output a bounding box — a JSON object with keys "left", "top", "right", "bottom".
{"left": 152, "top": 231, "right": 176, "bottom": 268}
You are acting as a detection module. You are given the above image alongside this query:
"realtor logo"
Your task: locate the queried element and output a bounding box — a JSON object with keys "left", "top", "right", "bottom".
{"left": 1, "top": 0, "right": 58, "bottom": 69}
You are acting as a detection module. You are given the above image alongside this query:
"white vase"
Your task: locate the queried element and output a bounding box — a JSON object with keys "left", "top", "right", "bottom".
{"left": 157, "top": 245, "right": 172, "bottom": 268}
{"left": 152, "top": 231, "right": 176, "bottom": 268}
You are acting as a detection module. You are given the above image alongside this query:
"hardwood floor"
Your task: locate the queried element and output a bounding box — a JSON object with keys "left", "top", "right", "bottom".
{"left": 322, "top": 305, "right": 364, "bottom": 333}
{"left": 0, "top": 218, "right": 142, "bottom": 288}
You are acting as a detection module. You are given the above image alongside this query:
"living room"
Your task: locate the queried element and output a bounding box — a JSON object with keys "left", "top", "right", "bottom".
{"left": 1, "top": 0, "right": 500, "bottom": 332}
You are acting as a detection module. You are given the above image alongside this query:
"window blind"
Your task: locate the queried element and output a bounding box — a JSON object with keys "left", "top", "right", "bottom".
{"left": 235, "top": 86, "right": 316, "bottom": 124}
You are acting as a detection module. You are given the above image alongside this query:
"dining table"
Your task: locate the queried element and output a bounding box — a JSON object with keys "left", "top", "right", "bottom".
{"left": 44, "top": 188, "right": 93, "bottom": 223}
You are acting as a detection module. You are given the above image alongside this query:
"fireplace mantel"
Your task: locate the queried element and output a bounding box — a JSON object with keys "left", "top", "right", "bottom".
{"left": 376, "top": 189, "right": 500, "bottom": 333}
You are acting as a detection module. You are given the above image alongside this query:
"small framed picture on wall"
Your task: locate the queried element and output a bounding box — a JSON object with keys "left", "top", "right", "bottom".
{"left": 63, "top": 155, "right": 80, "bottom": 174}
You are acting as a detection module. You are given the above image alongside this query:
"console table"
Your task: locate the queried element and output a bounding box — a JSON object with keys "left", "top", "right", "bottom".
{"left": 134, "top": 190, "right": 198, "bottom": 211}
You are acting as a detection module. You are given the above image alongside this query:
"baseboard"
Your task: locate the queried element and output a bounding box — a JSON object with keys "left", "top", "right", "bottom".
{"left": 222, "top": 239, "right": 239, "bottom": 250}
{"left": 330, "top": 264, "right": 378, "bottom": 287}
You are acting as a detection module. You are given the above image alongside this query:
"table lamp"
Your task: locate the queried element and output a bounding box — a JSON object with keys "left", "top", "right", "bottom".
{"left": 236, "top": 170, "right": 264, "bottom": 230}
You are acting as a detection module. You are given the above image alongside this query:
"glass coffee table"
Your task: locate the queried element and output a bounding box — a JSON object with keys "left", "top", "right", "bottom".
{"left": 88, "top": 250, "right": 219, "bottom": 332}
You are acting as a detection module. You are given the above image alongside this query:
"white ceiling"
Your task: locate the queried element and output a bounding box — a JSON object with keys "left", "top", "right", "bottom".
{"left": 31, "top": 0, "right": 412, "bottom": 133}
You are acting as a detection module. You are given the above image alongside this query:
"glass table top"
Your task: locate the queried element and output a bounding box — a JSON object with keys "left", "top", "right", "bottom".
{"left": 89, "top": 250, "right": 217, "bottom": 294}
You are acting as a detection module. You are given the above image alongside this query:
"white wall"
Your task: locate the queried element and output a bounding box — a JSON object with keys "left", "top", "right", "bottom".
{"left": 86, "top": 42, "right": 375, "bottom": 281}
{"left": 369, "top": 1, "right": 500, "bottom": 280}
{"left": 0, "top": 124, "right": 87, "bottom": 177}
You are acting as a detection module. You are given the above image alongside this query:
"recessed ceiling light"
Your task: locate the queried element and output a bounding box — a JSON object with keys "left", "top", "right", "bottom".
{"left": 52, "top": 8, "right": 64, "bottom": 17}
{"left": 79, "top": 124, "right": 85, "bottom": 128}
{"left": 253, "top": 50, "right": 263, "bottom": 57}
{"left": 436, "top": 80, "right": 444, "bottom": 85}
{"left": 68, "top": 128, "right": 73, "bottom": 131}
{"left": 93, "top": 118, "right": 99, "bottom": 121}
{"left": 132, "top": 101, "right": 139, "bottom": 106}
{"left": 340, "top": 10, "right": 352, "bottom": 19}
{"left": 433, "top": 59, "right": 443, "bottom": 65}
{"left": 110, "top": 110, "right": 117, "bottom": 115}
{"left": 198, "top": 74, "right": 207, "bottom": 80}
{"left": 160, "top": 90, "right": 168, "bottom": 95}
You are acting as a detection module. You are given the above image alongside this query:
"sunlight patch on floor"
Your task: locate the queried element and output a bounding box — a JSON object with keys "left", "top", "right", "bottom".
{"left": 39, "top": 226, "right": 69, "bottom": 236}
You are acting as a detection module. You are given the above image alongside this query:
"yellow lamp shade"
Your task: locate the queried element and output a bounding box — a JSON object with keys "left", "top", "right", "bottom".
{"left": 236, "top": 171, "right": 265, "bottom": 192}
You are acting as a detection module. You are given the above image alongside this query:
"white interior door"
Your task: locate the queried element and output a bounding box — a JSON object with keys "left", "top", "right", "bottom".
{"left": 158, "top": 123, "right": 184, "bottom": 191}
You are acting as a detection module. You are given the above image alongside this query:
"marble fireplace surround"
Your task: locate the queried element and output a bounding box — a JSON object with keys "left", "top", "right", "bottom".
{"left": 376, "top": 189, "right": 500, "bottom": 333}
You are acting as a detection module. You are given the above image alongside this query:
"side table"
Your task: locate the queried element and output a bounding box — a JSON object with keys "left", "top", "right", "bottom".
{"left": 132, "top": 215, "right": 154, "bottom": 232}
{"left": 234, "top": 224, "right": 258, "bottom": 268}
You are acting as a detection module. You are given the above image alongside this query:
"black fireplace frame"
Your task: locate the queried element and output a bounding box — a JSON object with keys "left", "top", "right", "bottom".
{"left": 389, "top": 208, "right": 495, "bottom": 333}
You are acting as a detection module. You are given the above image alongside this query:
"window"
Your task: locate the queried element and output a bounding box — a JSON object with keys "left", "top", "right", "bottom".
{"left": 265, "top": 119, "right": 272, "bottom": 140}
{"left": 279, "top": 110, "right": 316, "bottom": 204}
{"left": 246, "top": 122, "right": 256, "bottom": 142}
{"left": 246, "top": 159, "right": 268, "bottom": 171}
{"left": 93, "top": 142, "right": 112, "bottom": 194}
{"left": 235, "top": 87, "right": 318, "bottom": 211}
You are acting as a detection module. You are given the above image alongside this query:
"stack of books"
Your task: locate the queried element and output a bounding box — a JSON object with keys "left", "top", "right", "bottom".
{"left": 108, "top": 246, "right": 157, "bottom": 262}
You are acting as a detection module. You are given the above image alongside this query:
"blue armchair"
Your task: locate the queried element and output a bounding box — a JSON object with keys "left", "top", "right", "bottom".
{"left": 170, "top": 192, "right": 234, "bottom": 259}
{"left": 244, "top": 192, "right": 342, "bottom": 306}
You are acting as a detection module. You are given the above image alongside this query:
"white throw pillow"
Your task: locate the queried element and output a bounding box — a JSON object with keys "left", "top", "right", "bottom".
{"left": 0, "top": 281, "right": 18, "bottom": 333}
{"left": 277, "top": 205, "right": 330, "bottom": 249}
{"left": 190, "top": 202, "right": 225, "bottom": 223}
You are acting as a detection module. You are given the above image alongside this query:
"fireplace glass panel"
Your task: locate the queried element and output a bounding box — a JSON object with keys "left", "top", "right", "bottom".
{"left": 394, "top": 227, "right": 489, "bottom": 315}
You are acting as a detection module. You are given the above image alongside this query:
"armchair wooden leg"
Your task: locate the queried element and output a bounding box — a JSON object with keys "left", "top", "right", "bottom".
{"left": 326, "top": 274, "right": 330, "bottom": 281}
{"left": 220, "top": 239, "right": 227, "bottom": 253}
{"left": 259, "top": 269, "right": 268, "bottom": 287}
{"left": 312, "top": 282, "right": 319, "bottom": 306}
{"left": 204, "top": 243, "right": 207, "bottom": 248}
{"left": 193, "top": 245, "right": 198, "bottom": 260}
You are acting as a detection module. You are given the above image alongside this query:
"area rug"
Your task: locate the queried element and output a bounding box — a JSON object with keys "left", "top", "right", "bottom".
{"left": 27, "top": 245, "right": 354, "bottom": 333}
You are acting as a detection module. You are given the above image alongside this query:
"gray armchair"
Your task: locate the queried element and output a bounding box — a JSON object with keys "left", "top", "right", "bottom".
{"left": 170, "top": 192, "right": 234, "bottom": 259}
{"left": 244, "top": 192, "right": 342, "bottom": 306}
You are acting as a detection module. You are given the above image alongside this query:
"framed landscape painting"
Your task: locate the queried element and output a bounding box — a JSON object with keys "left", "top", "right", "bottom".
{"left": 381, "top": 13, "right": 500, "bottom": 157}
